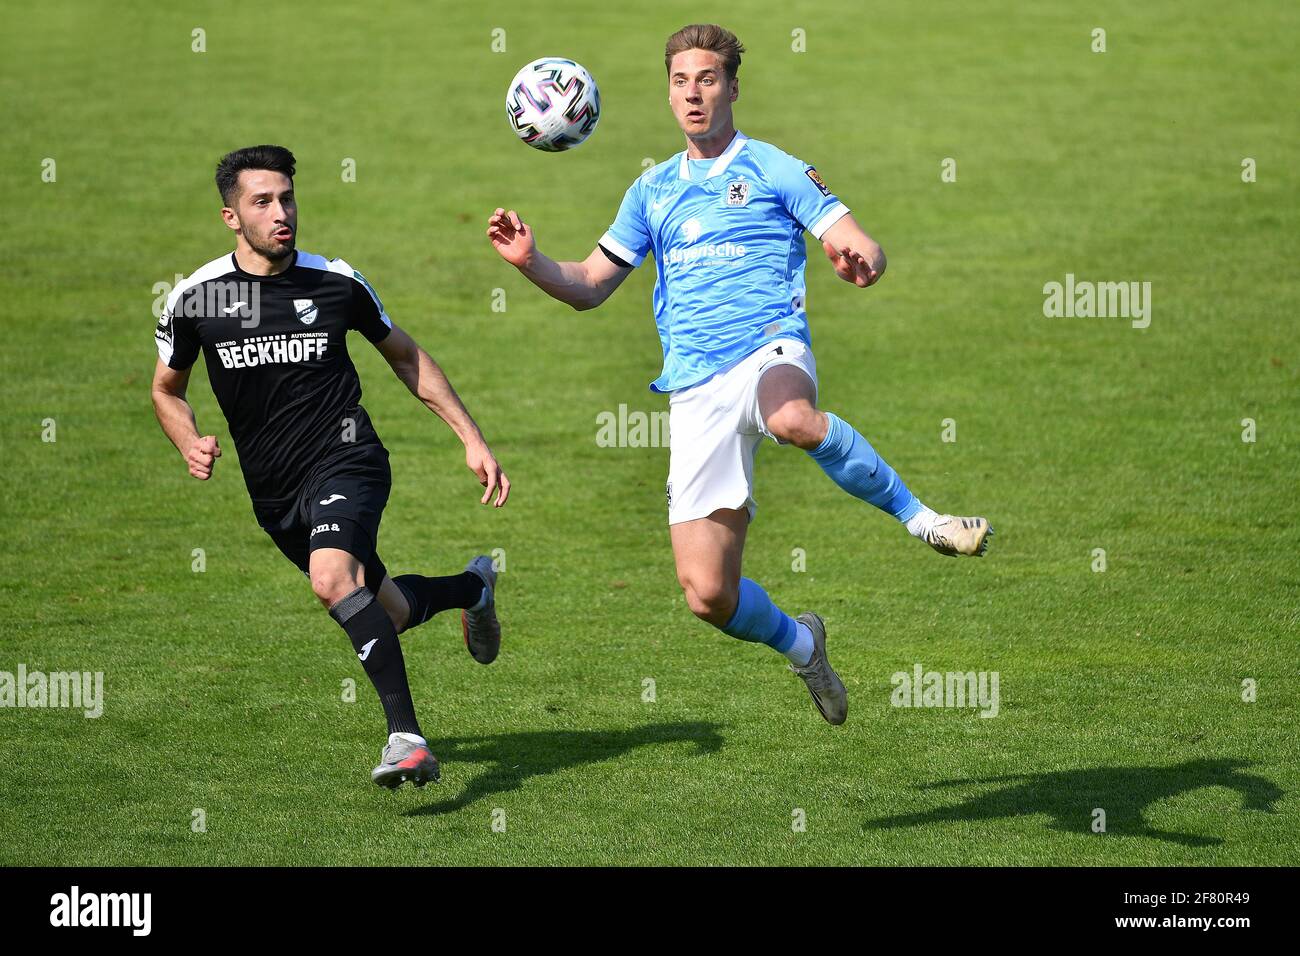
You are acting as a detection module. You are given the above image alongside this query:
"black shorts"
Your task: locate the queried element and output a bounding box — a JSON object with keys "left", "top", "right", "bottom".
{"left": 256, "top": 444, "right": 391, "bottom": 596}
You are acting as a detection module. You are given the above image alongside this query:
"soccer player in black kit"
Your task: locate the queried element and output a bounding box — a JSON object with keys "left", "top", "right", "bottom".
{"left": 151, "top": 145, "right": 509, "bottom": 789}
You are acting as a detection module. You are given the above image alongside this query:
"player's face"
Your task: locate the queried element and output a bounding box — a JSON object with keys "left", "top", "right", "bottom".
{"left": 226, "top": 169, "right": 297, "bottom": 261}
{"left": 668, "top": 49, "right": 737, "bottom": 140}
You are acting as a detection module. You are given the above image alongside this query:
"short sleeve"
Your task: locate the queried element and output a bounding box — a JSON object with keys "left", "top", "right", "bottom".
{"left": 768, "top": 150, "right": 850, "bottom": 240}
{"left": 332, "top": 259, "right": 393, "bottom": 343}
{"left": 598, "top": 176, "right": 651, "bottom": 268}
{"left": 155, "top": 291, "right": 200, "bottom": 370}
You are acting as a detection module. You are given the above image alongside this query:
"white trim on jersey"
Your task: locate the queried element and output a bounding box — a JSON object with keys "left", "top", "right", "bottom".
{"left": 300, "top": 253, "right": 392, "bottom": 329}
{"left": 156, "top": 254, "right": 239, "bottom": 365}
{"left": 162, "top": 254, "right": 238, "bottom": 319}
{"left": 293, "top": 251, "right": 330, "bottom": 271}
{"left": 598, "top": 231, "right": 646, "bottom": 268}
{"left": 808, "top": 202, "right": 851, "bottom": 241}
{"left": 677, "top": 130, "right": 750, "bottom": 180}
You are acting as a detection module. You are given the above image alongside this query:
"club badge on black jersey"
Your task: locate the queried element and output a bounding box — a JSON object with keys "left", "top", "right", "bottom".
{"left": 155, "top": 250, "right": 394, "bottom": 506}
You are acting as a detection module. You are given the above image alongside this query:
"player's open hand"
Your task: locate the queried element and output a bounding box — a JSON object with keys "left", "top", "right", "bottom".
{"left": 187, "top": 435, "right": 221, "bottom": 480}
{"left": 487, "top": 208, "right": 536, "bottom": 269}
{"left": 822, "top": 241, "right": 881, "bottom": 287}
{"left": 467, "top": 442, "right": 511, "bottom": 508}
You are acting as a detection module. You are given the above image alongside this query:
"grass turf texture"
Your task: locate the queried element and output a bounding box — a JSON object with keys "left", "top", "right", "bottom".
{"left": 1, "top": 0, "right": 1297, "bottom": 865}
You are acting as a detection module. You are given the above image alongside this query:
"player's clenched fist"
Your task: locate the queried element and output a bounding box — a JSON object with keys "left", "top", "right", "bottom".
{"left": 486, "top": 208, "right": 536, "bottom": 269}
{"left": 187, "top": 435, "right": 222, "bottom": 480}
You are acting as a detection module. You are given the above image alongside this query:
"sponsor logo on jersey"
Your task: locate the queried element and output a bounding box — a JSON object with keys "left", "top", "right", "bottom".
{"left": 725, "top": 179, "right": 749, "bottom": 206}
{"left": 665, "top": 216, "right": 749, "bottom": 265}
{"left": 805, "top": 167, "right": 831, "bottom": 197}
{"left": 310, "top": 522, "right": 342, "bottom": 537}
{"left": 214, "top": 332, "right": 329, "bottom": 369}
{"left": 294, "top": 298, "right": 319, "bottom": 325}
{"left": 666, "top": 241, "right": 748, "bottom": 265}
{"left": 662, "top": 212, "right": 753, "bottom": 266}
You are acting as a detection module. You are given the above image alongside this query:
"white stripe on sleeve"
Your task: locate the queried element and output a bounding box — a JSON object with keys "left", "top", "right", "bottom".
{"left": 808, "top": 202, "right": 850, "bottom": 240}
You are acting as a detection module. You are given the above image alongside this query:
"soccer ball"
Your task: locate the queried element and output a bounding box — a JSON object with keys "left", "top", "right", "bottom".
{"left": 506, "top": 57, "right": 601, "bottom": 152}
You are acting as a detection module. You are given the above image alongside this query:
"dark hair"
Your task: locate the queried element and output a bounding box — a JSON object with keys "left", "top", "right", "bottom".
{"left": 215, "top": 145, "right": 296, "bottom": 206}
{"left": 665, "top": 24, "right": 745, "bottom": 80}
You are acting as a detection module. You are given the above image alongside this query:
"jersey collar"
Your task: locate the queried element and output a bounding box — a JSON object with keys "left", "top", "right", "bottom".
{"left": 230, "top": 248, "right": 298, "bottom": 279}
{"left": 677, "top": 130, "right": 749, "bottom": 181}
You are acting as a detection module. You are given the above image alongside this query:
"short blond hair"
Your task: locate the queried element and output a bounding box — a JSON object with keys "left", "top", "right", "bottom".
{"left": 664, "top": 24, "right": 745, "bottom": 79}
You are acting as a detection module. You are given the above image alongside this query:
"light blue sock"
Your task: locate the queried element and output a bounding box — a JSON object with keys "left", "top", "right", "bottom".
{"left": 721, "top": 578, "right": 814, "bottom": 666}
{"left": 808, "top": 412, "right": 922, "bottom": 522}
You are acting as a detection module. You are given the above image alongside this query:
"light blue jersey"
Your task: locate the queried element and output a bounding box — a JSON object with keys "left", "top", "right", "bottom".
{"left": 598, "top": 131, "right": 849, "bottom": 393}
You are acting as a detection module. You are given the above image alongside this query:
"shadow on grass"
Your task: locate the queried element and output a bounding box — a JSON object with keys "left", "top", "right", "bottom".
{"left": 405, "top": 721, "right": 725, "bottom": 816}
{"left": 863, "top": 758, "right": 1281, "bottom": 847}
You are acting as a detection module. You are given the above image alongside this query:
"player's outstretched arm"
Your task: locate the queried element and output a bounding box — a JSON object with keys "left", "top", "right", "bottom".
{"left": 486, "top": 207, "right": 630, "bottom": 311}
{"left": 820, "top": 214, "right": 887, "bottom": 288}
{"left": 151, "top": 359, "right": 222, "bottom": 480}
{"left": 375, "top": 325, "right": 510, "bottom": 507}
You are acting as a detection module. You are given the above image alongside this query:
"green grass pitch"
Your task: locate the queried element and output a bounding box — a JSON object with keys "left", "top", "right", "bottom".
{"left": 1, "top": 0, "right": 1296, "bottom": 865}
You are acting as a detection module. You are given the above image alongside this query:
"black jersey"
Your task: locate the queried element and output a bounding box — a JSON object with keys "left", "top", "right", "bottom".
{"left": 154, "top": 250, "right": 394, "bottom": 514}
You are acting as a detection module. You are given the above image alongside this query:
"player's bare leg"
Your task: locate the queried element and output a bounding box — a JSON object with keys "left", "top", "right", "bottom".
{"left": 375, "top": 575, "right": 411, "bottom": 632}
{"left": 671, "top": 508, "right": 847, "bottom": 724}
{"left": 758, "top": 364, "right": 992, "bottom": 557}
{"left": 670, "top": 507, "right": 748, "bottom": 627}
{"left": 311, "top": 548, "right": 439, "bottom": 788}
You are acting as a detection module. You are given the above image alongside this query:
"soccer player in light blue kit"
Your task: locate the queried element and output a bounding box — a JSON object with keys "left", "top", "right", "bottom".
{"left": 488, "top": 24, "right": 992, "bottom": 725}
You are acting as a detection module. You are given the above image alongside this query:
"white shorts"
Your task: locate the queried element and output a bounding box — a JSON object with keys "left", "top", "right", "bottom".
{"left": 666, "top": 338, "right": 818, "bottom": 525}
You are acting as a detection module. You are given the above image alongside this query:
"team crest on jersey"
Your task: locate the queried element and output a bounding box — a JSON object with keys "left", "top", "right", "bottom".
{"left": 725, "top": 179, "right": 749, "bottom": 206}
{"left": 293, "top": 299, "right": 319, "bottom": 325}
{"left": 805, "top": 167, "right": 831, "bottom": 197}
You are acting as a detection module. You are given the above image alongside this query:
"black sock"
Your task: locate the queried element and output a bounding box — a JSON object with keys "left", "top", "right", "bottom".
{"left": 394, "top": 572, "right": 484, "bottom": 633}
{"left": 329, "top": 587, "right": 422, "bottom": 737}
